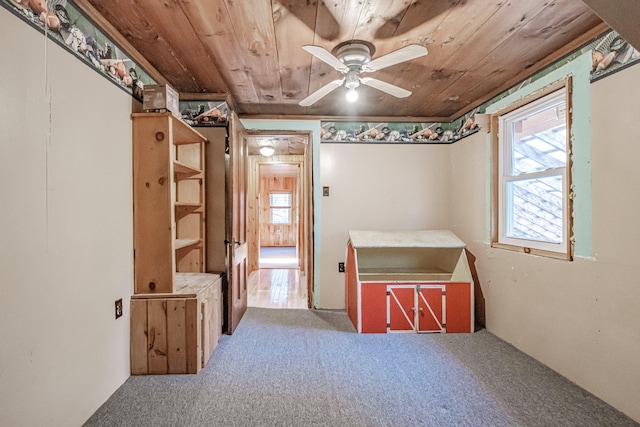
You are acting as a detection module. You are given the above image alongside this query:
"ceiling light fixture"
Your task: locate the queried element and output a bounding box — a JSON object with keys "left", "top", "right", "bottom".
{"left": 345, "top": 87, "right": 358, "bottom": 103}
{"left": 260, "top": 145, "right": 275, "bottom": 156}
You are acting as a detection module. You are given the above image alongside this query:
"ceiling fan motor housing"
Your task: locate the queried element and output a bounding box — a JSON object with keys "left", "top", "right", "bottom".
{"left": 335, "top": 42, "right": 372, "bottom": 68}
{"left": 336, "top": 42, "right": 373, "bottom": 90}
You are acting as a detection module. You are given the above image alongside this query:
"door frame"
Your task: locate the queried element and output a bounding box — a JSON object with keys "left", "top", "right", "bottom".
{"left": 245, "top": 130, "right": 314, "bottom": 308}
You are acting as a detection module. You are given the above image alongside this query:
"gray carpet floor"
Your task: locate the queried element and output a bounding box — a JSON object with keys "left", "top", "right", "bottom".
{"left": 85, "top": 308, "right": 638, "bottom": 426}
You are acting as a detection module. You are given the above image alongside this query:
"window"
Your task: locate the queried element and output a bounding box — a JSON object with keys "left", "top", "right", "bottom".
{"left": 491, "top": 78, "right": 573, "bottom": 259}
{"left": 270, "top": 192, "right": 291, "bottom": 224}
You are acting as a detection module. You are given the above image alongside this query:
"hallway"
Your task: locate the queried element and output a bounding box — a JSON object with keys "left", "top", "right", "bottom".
{"left": 258, "top": 246, "right": 299, "bottom": 269}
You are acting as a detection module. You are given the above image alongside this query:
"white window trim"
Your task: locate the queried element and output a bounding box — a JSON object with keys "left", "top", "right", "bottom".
{"left": 491, "top": 77, "right": 574, "bottom": 260}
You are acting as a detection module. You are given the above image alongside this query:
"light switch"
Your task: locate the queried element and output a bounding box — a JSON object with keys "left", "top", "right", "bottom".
{"left": 323, "top": 186, "right": 330, "bottom": 197}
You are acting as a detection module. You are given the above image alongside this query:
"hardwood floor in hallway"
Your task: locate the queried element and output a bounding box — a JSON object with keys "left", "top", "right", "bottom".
{"left": 247, "top": 269, "right": 308, "bottom": 309}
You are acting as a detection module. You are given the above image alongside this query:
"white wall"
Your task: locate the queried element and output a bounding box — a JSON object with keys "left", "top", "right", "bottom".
{"left": 319, "top": 143, "right": 453, "bottom": 308}
{"left": 449, "top": 65, "right": 640, "bottom": 422}
{"left": 0, "top": 8, "right": 133, "bottom": 426}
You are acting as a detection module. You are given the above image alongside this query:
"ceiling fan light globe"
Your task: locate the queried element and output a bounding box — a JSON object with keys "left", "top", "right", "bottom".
{"left": 346, "top": 88, "right": 359, "bottom": 103}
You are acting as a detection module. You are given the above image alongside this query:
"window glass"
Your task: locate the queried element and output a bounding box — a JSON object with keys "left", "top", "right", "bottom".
{"left": 270, "top": 192, "right": 291, "bottom": 225}
{"left": 270, "top": 193, "right": 291, "bottom": 207}
{"left": 505, "top": 176, "right": 563, "bottom": 243}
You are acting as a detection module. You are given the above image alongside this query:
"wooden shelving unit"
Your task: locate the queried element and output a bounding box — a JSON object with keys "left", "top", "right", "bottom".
{"left": 131, "top": 112, "right": 222, "bottom": 374}
{"left": 132, "top": 112, "right": 207, "bottom": 294}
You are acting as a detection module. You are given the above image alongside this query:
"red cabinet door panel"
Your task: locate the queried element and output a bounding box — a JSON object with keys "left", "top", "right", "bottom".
{"left": 417, "top": 287, "right": 444, "bottom": 332}
{"left": 445, "top": 282, "right": 471, "bottom": 333}
{"left": 388, "top": 287, "right": 415, "bottom": 332}
{"left": 361, "top": 283, "right": 388, "bottom": 333}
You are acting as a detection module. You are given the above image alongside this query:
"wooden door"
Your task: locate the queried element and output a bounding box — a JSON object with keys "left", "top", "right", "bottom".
{"left": 227, "top": 112, "right": 248, "bottom": 334}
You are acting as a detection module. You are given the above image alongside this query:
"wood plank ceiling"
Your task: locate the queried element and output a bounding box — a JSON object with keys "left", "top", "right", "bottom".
{"left": 78, "top": 0, "right": 606, "bottom": 121}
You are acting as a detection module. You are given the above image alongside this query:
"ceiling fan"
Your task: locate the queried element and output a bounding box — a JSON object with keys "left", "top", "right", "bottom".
{"left": 298, "top": 40, "right": 428, "bottom": 106}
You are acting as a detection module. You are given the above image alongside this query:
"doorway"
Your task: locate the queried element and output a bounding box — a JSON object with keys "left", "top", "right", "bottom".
{"left": 258, "top": 162, "right": 300, "bottom": 269}
{"left": 245, "top": 131, "right": 313, "bottom": 309}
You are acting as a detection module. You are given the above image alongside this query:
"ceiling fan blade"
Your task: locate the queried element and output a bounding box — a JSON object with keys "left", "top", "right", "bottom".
{"left": 302, "top": 45, "right": 348, "bottom": 72}
{"left": 299, "top": 79, "right": 345, "bottom": 106}
{"left": 360, "top": 77, "right": 411, "bottom": 98}
{"left": 364, "top": 44, "right": 428, "bottom": 72}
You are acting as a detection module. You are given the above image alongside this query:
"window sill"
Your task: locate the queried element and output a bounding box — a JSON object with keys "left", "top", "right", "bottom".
{"left": 490, "top": 241, "right": 572, "bottom": 261}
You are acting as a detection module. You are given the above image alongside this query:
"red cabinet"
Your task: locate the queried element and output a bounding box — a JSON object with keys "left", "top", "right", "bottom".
{"left": 345, "top": 230, "right": 474, "bottom": 334}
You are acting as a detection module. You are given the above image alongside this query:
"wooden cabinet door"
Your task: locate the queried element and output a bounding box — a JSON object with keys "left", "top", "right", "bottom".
{"left": 360, "top": 282, "right": 388, "bottom": 333}
{"left": 227, "top": 112, "right": 248, "bottom": 334}
{"left": 387, "top": 285, "right": 415, "bottom": 332}
{"left": 416, "top": 285, "right": 445, "bottom": 333}
{"left": 387, "top": 284, "right": 446, "bottom": 333}
{"left": 444, "top": 282, "right": 472, "bottom": 333}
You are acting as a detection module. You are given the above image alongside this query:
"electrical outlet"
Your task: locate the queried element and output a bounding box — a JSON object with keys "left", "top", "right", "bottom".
{"left": 115, "top": 298, "right": 123, "bottom": 319}
{"left": 338, "top": 262, "right": 345, "bottom": 273}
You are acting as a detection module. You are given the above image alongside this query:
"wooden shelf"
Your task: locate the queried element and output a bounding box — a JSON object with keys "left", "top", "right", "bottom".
{"left": 175, "top": 202, "right": 202, "bottom": 208}
{"left": 358, "top": 267, "right": 450, "bottom": 275}
{"left": 175, "top": 202, "right": 202, "bottom": 209}
{"left": 175, "top": 202, "right": 202, "bottom": 220}
{"left": 358, "top": 267, "right": 452, "bottom": 282}
{"left": 174, "top": 160, "right": 201, "bottom": 178}
{"left": 359, "top": 273, "right": 453, "bottom": 282}
{"left": 171, "top": 117, "right": 207, "bottom": 145}
{"left": 175, "top": 238, "right": 202, "bottom": 250}
{"left": 130, "top": 112, "right": 205, "bottom": 145}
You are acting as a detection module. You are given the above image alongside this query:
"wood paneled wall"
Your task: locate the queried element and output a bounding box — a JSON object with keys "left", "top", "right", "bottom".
{"left": 259, "top": 175, "right": 298, "bottom": 247}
